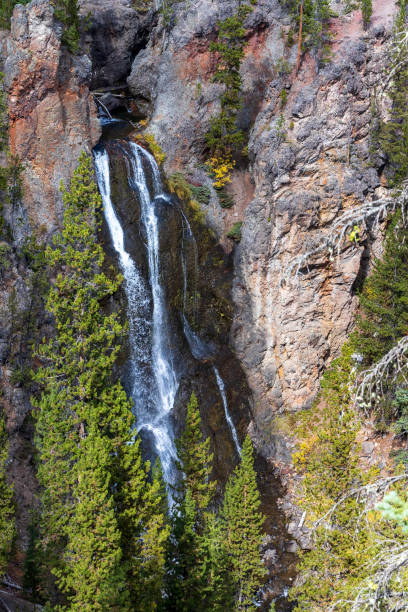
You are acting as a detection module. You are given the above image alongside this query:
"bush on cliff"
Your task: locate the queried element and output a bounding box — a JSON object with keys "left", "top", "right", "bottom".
{"left": 0, "top": 0, "right": 30, "bottom": 29}
{"left": 52, "top": 0, "right": 81, "bottom": 54}
{"left": 0, "top": 408, "right": 15, "bottom": 576}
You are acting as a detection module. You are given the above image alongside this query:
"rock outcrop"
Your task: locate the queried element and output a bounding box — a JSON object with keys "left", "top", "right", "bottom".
{"left": 81, "top": 0, "right": 155, "bottom": 89}
{"left": 5, "top": 0, "right": 100, "bottom": 233}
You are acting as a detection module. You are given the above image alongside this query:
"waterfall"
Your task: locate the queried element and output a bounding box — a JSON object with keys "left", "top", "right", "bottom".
{"left": 181, "top": 313, "right": 241, "bottom": 458}
{"left": 94, "top": 143, "right": 179, "bottom": 495}
{"left": 213, "top": 366, "right": 241, "bottom": 458}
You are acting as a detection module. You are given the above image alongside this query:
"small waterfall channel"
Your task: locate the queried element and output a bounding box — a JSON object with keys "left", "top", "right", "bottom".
{"left": 93, "top": 136, "right": 242, "bottom": 494}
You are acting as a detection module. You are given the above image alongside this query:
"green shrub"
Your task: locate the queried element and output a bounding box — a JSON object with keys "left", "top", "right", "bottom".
{"left": 217, "top": 188, "right": 234, "bottom": 209}
{"left": 190, "top": 185, "right": 211, "bottom": 205}
{"left": 227, "top": 221, "right": 242, "bottom": 241}
{"left": 0, "top": 0, "right": 30, "bottom": 29}
{"left": 52, "top": 0, "right": 80, "bottom": 54}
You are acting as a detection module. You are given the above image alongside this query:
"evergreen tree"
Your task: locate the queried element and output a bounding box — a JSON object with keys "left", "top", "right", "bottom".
{"left": 287, "top": 0, "right": 332, "bottom": 67}
{"left": 0, "top": 409, "right": 15, "bottom": 575}
{"left": 164, "top": 393, "right": 218, "bottom": 611}
{"left": 23, "top": 517, "right": 42, "bottom": 603}
{"left": 380, "top": 0, "right": 408, "bottom": 186}
{"left": 33, "top": 152, "right": 168, "bottom": 608}
{"left": 220, "top": 435, "right": 266, "bottom": 612}
{"left": 377, "top": 489, "right": 408, "bottom": 533}
{"left": 0, "top": 0, "right": 30, "bottom": 29}
{"left": 56, "top": 434, "right": 128, "bottom": 611}
{"left": 361, "top": 0, "right": 372, "bottom": 29}
{"left": 52, "top": 0, "right": 81, "bottom": 53}
{"left": 176, "top": 391, "right": 216, "bottom": 512}
{"left": 206, "top": 0, "right": 255, "bottom": 188}
{"left": 354, "top": 209, "right": 408, "bottom": 365}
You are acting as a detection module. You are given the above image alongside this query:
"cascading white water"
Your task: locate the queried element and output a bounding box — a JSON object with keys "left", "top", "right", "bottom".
{"left": 94, "top": 144, "right": 179, "bottom": 494}
{"left": 213, "top": 366, "right": 241, "bottom": 457}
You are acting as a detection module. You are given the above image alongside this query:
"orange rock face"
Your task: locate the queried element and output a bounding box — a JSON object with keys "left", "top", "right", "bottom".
{"left": 5, "top": 0, "right": 101, "bottom": 233}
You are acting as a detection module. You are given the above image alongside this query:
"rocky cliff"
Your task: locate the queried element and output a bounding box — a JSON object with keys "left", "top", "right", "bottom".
{"left": 0, "top": 0, "right": 400, "bottom": 603}
{"left": 126, "top": 0, "right": 397, "bottom": 463}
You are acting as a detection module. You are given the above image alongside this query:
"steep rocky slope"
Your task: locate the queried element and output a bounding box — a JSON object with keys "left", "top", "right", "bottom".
{"left": 0, "top": 0, "right": 400, "bottom": 604}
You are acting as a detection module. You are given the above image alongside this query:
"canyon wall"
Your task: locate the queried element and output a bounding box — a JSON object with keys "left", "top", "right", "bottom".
{"left": 0, "top": 0, "right": 400, "bottom": 577}
{"left": 126, "top": 0, "right": 397, "bottom": 464}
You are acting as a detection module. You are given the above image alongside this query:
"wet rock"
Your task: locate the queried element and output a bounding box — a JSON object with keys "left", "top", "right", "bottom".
{"left": 81, "top": 0, "right": 155, "bottom": 89}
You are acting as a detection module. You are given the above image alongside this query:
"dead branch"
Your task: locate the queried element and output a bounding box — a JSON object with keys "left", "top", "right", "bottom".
{"left": 282, "top": 182, "right": 408, "bottom": 283}
{"left": 355, "top": 336, "right": 408, "bottom": 413}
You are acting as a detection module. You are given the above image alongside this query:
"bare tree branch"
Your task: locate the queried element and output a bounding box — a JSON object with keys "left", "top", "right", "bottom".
{"left": 355, "top": 336, "right": 408, "bottom": 413}
{"left": 281, "top": 182, "right": 408, "bottom": 283}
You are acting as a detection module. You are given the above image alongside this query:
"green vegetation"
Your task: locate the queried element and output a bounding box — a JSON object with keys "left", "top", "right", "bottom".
{"left": 190, "top": 184, "right": 211, "bottom": 205}
{"left": 164, "top": 394, "right": 265, "bottom": 611}
{"left": 379, "top": 0, "right": 408, "bottom": 186}
{"left": 164, "top": 392, "right": 218, "bottom": 610}
{"left": 52, "top": 0, "right": 81, "bottom": 53}
{"left": 206, "top": 1, "right": 256, "bottom": 188}
{"left": 354, "top": 209, "right": 408, "bottom": 366}
{"left": 0, "top": 408, "right": 15, "bottom": 575}
{"left": 290, "top": 346, "right": 381, "bottom": 610}
{"left": 167, "top": 171, "right": 207, "bottom": 224}
{"left": 218, "top": 187, "right": 235, "bottom": 208}
{"left": 137, "top": 132, "right": 166, "bottom": 165}
{"left": 132, "top": 0, "right": 153, "bottom": 13}
{"left": 286, "top": 0, "right": 332, "bottom": 67}
{"left": 32, "top": 153, "right": 168, "bottom": 608}
{"left": 227, "top": 221, "right": 243, "bottom": 241}
{"left": 0, "top": 0, "right": 30, "bottom": 29}
{"left": 361, "top": 0, "right": 373, "bottom": 28}
{"left": 220, "top": 436, "right": 266, "bottom": 611}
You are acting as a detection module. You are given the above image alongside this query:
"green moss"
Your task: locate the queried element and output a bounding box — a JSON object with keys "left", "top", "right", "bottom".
{"left": 135, "top": 133, "right": 166, "bottom": 165}
{"left": 226, "top": 222, "right": 243, "bottom": 242}
{"left": 190, "top": 185, "right": 211, "bottom": 205}
{"left": 217, "top": 188, "right": 234, "bottom": 209}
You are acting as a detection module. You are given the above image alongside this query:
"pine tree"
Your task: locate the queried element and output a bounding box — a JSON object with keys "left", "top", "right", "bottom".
{"left": 0, "top": 409, "right": 15, "bottom": 575}
{"left": 287, "top": 1, "right": 332, "bottom": 67}
{"left": 56, "top": 434, "right": 128, "bottom": 611}
{"left": 23, "top": 517, "right": 42, "bottom": 603}
{"left": 377, "top": 489, "right": 408, "bottom": 533}
{"left": 164, "top": 393, "right": 218, "bottom": 611}
{"left": 380, "top": 0, "right": 408, "bottom": 186}
{"left": 354, "top": 209, "right": 408, "bottom": 365}
{"left": 116, "top": 438, "right": 169, "bottom": 612}
{"left": 195, "top": 511, "right": 235, "bottom": 612}
{"left": 0, "top": 0, "right": 30, "bottom": 29}
{"left": 176, "top": 391, "right": 216, "bottom": 512}
{"left": 361, "top": 0, "right": 372, "bottom": 29}
{"left": 33, "top": 152, "right": 168, "bottom": 608}
{"left": 52, "top": 0, "right": 81, "bottom": 53}
{"left": 220, "top": 435, "right": 266, "bottom": 612}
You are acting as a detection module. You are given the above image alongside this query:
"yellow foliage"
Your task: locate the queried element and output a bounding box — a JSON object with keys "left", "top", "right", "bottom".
{"left": 135, "top": 132, "right": 166, "bottom": 166}
{"left": 293, "top": 434, "right": 318, "bottom": 468}
{"left": 207, "top": 156, "right": 235, "bottom": 188}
